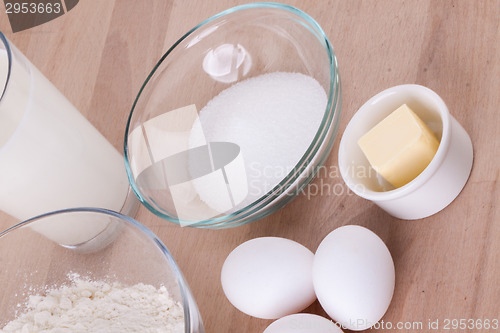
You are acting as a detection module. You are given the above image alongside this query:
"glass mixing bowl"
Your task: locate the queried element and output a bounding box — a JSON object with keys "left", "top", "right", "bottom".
{"left": 124, "top": 2, "right": 341, "bottom": 228}
{"left": 0, "top": 208, "right": 204, "bottom": 332}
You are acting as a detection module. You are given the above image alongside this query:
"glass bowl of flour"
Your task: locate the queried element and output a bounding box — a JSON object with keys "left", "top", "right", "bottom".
{"left": 124, "top": 2, "right": 341, "bottom": 228}
{"left": 0, "top": 208, "right": 204, "bottom": 332}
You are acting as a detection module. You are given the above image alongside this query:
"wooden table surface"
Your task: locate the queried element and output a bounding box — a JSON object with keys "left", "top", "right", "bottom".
{"left": 1, "top": 1, "right": 499, "bottom": 332}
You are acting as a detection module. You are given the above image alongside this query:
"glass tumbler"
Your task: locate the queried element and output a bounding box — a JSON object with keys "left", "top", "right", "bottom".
{"left": 0, "top": 32, "right": 138, "bottom": 225}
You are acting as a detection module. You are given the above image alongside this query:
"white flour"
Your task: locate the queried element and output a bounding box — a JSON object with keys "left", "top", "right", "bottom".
{"left": 1, "top": 278, "right": 184, "bottom": 333}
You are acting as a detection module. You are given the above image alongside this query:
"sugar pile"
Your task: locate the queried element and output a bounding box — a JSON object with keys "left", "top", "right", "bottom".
{"left": 1, "top": 278, "right": 184, "bottom": 333}
{"left": 189, "top": 72, "right": 327, "bottom": 212}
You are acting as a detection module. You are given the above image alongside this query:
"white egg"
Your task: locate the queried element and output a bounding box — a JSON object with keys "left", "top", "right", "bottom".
{"left": 312, "top": 225, "right": 395, "bottom": 331}
{"left": 221, "top": 237, "right": 316, "bottom": 319}
{"left": 263, "top": 313, "right": 344, "bottom": 333}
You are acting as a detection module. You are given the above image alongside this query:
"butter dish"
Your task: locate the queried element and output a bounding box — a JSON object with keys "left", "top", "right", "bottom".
{"left": 338, "top": 84, "right": 473, "bottom": 219}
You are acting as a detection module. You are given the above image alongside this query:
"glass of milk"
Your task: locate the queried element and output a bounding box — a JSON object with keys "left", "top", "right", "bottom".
{"left": 0, "top": 32, "right": 138, "bottom": 246}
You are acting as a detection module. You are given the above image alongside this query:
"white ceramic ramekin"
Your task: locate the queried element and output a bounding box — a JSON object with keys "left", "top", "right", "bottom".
{"left": 339, "top": 84, "right": 473, "bottom": 220}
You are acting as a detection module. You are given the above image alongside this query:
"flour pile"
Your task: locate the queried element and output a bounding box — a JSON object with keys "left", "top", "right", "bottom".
{"left": 1, "top": 278, "right": 184, "bottom": 333}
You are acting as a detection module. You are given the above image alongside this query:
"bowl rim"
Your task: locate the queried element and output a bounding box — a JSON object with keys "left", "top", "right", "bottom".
{"left": 124, "top": 2, "right": 341, "bottom": 227}
{"left": 0, "top": 32, "right": 12, "bottom": 103}
{"left": 0, "top": 207, "right": 202, "bottom": 332}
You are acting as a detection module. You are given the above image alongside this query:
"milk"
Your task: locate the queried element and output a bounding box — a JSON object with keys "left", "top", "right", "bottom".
{"left": 0, "top": 42, "right": 129, "bottom": 245}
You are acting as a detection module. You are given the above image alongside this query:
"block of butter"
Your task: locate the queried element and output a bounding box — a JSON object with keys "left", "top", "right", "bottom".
{"left": 358, "top": 104, "right": 440, "bottom": 188}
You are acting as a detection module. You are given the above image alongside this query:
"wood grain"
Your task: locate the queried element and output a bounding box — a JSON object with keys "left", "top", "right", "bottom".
{"left": 1, "top": 1, "right": 499, "bottom": 332}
